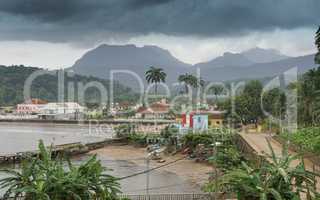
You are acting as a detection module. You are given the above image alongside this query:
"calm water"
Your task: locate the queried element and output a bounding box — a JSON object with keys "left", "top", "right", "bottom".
{"left": 0, "top": 122, "right": 112, "bottom": 154}
{"left": 0, "top": 122, "right": 200, "bottom": 194}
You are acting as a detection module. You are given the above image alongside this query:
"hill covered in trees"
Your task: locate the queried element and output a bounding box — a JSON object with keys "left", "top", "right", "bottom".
{"left": 0, "top": 65, "right": 138, "bottom": 106}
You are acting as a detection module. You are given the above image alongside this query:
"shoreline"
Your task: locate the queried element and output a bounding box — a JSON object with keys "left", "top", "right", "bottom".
{"left": 0, "top": 118, "right": 174, "bottom": 125}
{"left": 90, "top": 144, "right": 212, "bottom": 189}
{"left": 0, "top": 138, "right": 125, "bottom": 164}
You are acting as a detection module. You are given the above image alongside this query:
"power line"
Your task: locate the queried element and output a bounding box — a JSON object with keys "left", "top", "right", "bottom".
{"left": 125, "top": 182, "right": 193, "bottom": 193}
{"left": 118, "top": 156, "right": 187, "bottom": 180}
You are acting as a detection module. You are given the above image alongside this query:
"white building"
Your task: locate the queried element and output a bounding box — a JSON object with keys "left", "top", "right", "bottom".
{"left": 38, "top": 102, "right": 86, "bottom": 120}
{"left": 16, "top": 99, "right": 47, "bottom": 115}
{"left": 16, "top": 104, "right": 44, "bottom": 115}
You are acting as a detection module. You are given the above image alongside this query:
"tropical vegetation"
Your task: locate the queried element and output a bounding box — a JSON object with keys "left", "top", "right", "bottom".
{"left": 0, "top": 140, "right": 121, "bottom": 200}
{"left": 280, "top": 127, "right": 320, "bottom": 154}
{"left": 114, "top": 124, "right": 136, "bottom": 138}
{"left": 208, "top": 84, "right": 225, "bottom": 102}
{"left": 220, "top": 80, "right": 286, "bottom": 126}
{"left": 205, "top": 140, "right": 319, "bottom": 200}
{"left": 181, "top": 129, "right": 234, "bottom": 153}
{"left": 178, "top": 73, "right": 203, "bottom": 93}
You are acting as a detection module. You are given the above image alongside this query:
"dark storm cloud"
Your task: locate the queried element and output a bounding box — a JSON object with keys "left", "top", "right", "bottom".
{"left": 130, "top": 0, "right": 174, "bottom": 8}
{"left": 0, "top": 0, "right": 319, "bottom": 44}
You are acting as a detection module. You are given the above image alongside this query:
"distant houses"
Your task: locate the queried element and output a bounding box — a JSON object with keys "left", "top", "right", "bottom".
{"left": 135, "top": 99, "right": 171, "bottom": 119}
{"left": 16, "top": 99, "right": 47, "bottom": 115}
{"left": 15, "top": 99, "right": 86, "bottom": 120}
{"left": 13, "top": 98, "right": 225, "bottom": 126}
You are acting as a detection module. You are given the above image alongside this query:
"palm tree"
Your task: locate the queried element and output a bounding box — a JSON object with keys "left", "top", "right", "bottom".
{"left": 145, "top": 67, "right": 166, "bottom": 95}
{"left": 0, "top": 140, "right": 121, "bottom": 200}
{"left": 210, "top": 85, "right": 224, "bottom": 102}
{"left": 316, "top": 26, "right": 320, "bottom": 65}
{"left": 178, "top": 73, "right": 199, "bottom": 93}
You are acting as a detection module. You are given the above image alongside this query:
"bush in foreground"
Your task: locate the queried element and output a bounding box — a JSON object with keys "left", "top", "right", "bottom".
{"left": 205, "top": 140, "right": 319, "bottom": 200}
{"left": 0, "top": 140, "right": 121, "bottom": 200}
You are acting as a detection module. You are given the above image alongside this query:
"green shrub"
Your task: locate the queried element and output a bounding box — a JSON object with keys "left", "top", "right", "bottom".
{"left": 127, "top": 133, "right": 147, "bottom": 146}
{"left": 115, "top": 124, "right": 136, "bottom": 138}
{"left": 182, "top": 129, "right": 234, "bottom": 150}
{"left": 209, "top": 144, "right": 244, "bottom": 171}
{"left": 205, "top": 140, "right": 319, "bottom": 200}
{"left": 281, "top": 127, "right": 320, "bottom": 153}
{"left": 0, "top": 140, "right": 121, "bottom": 200}
{"left": 160, "top": 125, "right": 179, "bottom": 139}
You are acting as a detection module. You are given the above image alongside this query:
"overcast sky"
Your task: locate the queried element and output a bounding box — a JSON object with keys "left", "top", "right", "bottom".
{"left": 0, "top": 0, "right": 319, "bottom": 68}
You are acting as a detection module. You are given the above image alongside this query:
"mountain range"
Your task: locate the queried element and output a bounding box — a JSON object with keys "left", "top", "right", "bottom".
{"left": 70, "top": 44, "right": 316, "bottom": 87}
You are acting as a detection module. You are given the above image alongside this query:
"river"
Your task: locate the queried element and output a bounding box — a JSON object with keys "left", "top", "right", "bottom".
{"left": 0, "top": 122, "right": 201, "bottom": 194}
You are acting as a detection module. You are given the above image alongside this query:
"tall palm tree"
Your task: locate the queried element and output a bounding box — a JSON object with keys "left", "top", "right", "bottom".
{"left": 316, "top": 26, "right": 320, "bottom": 65}
{"left": 178, "top": 73, "right": 199, "bottom": 93}
{"left": 145, "top": 67, "right": 166, "bottom": 94}
{"left": 210, "top": 85, "right": 224, "bottom": 102}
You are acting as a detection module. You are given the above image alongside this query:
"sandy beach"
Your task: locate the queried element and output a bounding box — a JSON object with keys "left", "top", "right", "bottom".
{"left": 90, "top": 145, "right": 212, "bottom": 188}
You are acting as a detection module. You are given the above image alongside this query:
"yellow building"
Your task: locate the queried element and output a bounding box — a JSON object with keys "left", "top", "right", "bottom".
{"left": 208, "top": 113, "right": 224, "bottom": 127}
{"left": 204, "top": 111, "right": 225, "bottom": 128}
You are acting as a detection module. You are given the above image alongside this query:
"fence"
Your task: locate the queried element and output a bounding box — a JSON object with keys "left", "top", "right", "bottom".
{"left": 119, "top": 193, "right": 213, "bottom": 200}
{"left": 235, "top": 133, "right": 266, "bottom": 166}
{"left": 0, "top": 193, "right": 215, "bottom": 200}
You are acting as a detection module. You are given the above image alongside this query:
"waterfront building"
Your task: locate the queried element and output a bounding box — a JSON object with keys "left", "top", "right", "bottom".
{"left": 38, "top": 102, "right": 86, "bottom": 120}
{"left": 16, "top": 99, "right": 47, "bottom": 115}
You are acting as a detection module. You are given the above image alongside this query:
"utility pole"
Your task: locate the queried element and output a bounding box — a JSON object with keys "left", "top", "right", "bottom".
{"left": 146, "top": 156, "right": 150, "bottom": 198}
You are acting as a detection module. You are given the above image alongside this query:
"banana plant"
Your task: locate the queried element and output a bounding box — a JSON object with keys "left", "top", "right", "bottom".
{"left": 204, "top": 139, "right": 319, "bottom": 200}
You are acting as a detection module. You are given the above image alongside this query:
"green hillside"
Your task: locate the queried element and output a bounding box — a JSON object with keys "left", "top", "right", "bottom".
{"left": 0, "top": 65, "right": 138, "bottom": 106}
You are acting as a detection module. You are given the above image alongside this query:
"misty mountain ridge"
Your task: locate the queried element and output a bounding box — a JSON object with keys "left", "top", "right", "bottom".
{"left": 72, "top": 44, "right": 190, "bottom": 87}
{"left": 195, "top": 52, "right": 254, "bottom": 69}
{"left": 71, "top": 44, "right": 316, "bottom": 86}
{"left": 242, "top": 47, "right": 290, "bottom": 63}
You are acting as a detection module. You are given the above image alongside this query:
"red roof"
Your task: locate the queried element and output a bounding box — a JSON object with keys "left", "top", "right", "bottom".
{"left": 25, "top": 98, "right": 48, "bottom": 104}
{"left": 137, "top": 102, "right": 170, "bottom": 114}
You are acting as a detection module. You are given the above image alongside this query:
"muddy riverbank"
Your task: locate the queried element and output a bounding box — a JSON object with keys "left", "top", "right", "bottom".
{"left": 91, "top": 145, "right": 212, "bottom": 190}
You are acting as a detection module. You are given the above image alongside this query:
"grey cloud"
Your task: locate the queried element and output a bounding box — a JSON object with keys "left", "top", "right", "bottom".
{"left": 129, "top": 0, "right": 174, "bottom": 8}
{"left": 0, "top": 0, "right": 319, "bottom": 45}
